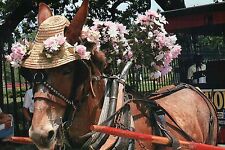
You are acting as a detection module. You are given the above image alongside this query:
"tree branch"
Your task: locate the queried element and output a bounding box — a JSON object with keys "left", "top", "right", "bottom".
{"left": 0, "top": 0, "right": 34, "bottom": 53}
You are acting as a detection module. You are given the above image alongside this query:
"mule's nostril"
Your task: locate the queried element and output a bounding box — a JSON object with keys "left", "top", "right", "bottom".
{"left": 47, "top": 130, "right": 55, "bottom": 140}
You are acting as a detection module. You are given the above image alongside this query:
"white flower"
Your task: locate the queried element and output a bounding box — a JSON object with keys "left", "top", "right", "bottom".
{"left": 107, "top": 26, "right": 119, "bottom": 38}
{"left": 148, "top": 31, "right": 153, "bottom": 38}
{"left": 150, "top": 71, "right": 161, "bottom": 79}
{"left": 155, "top": 52, "right": 164, "bottom": 61}
{"left": 117, "top": 59, "right": 122, "bottom": 65}
{"left": 43, "top": 34, "right": 66, "bottom": 57}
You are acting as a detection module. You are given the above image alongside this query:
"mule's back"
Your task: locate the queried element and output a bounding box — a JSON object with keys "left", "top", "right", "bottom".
{"left": 128, "top": 84, "right": 218, "bottom": 149}
{"left": 158, "top": 85, "right": 217, "bottom": 143}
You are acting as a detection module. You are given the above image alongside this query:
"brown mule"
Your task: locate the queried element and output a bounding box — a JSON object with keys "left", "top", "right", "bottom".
{"left": 23, "top": 0, "right": 218, "bottom": 149}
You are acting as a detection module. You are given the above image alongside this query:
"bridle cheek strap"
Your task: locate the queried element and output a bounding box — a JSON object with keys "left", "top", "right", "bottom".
{"left": 34, "top": 91, "right": 67, "bottom": 107}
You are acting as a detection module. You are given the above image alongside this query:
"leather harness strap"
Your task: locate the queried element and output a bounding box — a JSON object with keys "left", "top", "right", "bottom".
{"left": 34, "top": 91, "right": 67, "bottom": 107}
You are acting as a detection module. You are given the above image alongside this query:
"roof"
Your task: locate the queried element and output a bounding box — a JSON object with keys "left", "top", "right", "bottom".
{"left": 162, "top": 2, "right": 225, "bottom": 34}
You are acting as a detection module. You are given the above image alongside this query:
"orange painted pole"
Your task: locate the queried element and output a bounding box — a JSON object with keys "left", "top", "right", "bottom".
{"left": 9, "top": 136, "right": 33, "bottom": 144}
{"left": 91, "top": 125, "right": 225, "bottom": 150}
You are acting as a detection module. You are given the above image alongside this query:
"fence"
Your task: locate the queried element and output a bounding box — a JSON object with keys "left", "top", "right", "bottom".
{"left": 0, "top": 41, "right": 180, "bottom": 136}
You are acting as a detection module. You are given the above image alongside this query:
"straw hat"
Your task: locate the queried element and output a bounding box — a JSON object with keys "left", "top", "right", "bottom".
{"left": 22, "top": 15, "right": 78, "bottom": 69}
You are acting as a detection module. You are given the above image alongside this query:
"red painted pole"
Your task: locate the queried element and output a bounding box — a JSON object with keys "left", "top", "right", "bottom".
{"left": 91, "top": 125, "right": 225, "bottom": 150}
{"left": 9, "top": 136, "right": 33, "bottom": 144}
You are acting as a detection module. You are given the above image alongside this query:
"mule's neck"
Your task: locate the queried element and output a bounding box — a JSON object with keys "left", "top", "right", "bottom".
{"left": 68, "top": 76, "right": 105, "bottom": 144}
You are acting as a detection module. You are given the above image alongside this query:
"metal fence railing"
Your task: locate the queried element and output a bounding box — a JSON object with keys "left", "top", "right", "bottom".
{"left": 126, "top": 59, "right": 180, "bottom": 95}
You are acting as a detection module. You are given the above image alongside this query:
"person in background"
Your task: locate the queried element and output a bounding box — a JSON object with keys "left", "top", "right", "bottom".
{"left": 187, "top": 53, "right": 207, "bottom": 84}
{"left": 22, "top": 82, "right": 34, "bottom": 132}
{"left": 0, "top": 107, "right": 14, "bottom": 139}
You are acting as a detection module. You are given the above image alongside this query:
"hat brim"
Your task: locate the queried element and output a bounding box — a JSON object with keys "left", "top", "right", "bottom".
{"left": 22, "top": 42, "right": 77, "bottom": 69}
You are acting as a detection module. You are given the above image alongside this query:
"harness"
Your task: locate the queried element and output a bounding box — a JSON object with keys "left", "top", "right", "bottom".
{"left": 32, "top": 60, "right": 94, "bottom": 149}
{"left": 32, "top": 61, "right": 216, "bottom": 150}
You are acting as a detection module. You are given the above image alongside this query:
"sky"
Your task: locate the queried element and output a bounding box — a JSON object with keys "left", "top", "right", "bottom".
{"left": 151, "top": 0, "right": 215, "bottom": 11}
{"left": 75, "top": 0, "right": 216, "bottom": 12}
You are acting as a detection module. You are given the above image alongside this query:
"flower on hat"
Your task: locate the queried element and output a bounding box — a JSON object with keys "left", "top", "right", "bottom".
{"left": 42, "top": 33, "right": 92, "bottom": 60}
{"left": 5, "top": 40, "right": 30, "bottom": 68}
{"left": 43, "top": 34, "right": 66, "bottom": 58}
{"left": 75, "top": 44, "right": 91, "bottom": 60}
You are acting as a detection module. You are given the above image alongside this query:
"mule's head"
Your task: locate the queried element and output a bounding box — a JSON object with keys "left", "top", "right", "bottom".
{"left": 22, "top": 0, "right": 106, "bottom": 149}
{"left": 29, "top": 57, "right": 106, "bottom": 149}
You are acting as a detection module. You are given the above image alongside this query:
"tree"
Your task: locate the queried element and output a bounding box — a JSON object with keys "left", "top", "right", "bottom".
{"left": 0, "top": 0, "right": 152, "bottom": 51}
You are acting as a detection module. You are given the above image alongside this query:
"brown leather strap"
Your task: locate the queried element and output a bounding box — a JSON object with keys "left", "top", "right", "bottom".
{"left": 34, "top": 91, "right": 67, "bottom": 107}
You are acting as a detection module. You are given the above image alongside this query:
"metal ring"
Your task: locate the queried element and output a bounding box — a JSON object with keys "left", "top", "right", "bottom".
{"left": 33, "top": 72, "right": 45, "bottom": 83}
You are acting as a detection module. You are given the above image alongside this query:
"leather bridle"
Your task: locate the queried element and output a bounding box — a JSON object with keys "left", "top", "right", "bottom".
{"left": 33, "top": 72, "right": 77, "bottom": 110}
{"left": 33, "top": 60, "right": 93, "bottom": 113}
{"left": 32, "top": 60, "right": 104, "bottom": 148}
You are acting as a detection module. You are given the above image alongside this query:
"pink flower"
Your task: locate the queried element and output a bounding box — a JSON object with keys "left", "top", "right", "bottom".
{"left": 76, "top": 45, "right": 86, "bottom": 55}
{"left": 127, "top": 50, "right": 133, "bottom": 59}
{"left": 43, "top": 37, "right": 56, "bottom": 48}
{"left": 160, "top": 66, "right": 172, "bottom": 76}
{"left": 155, "top": 32, "right": 166, "bottom": 49}
{"left": 145, "top": 10, "right": 158, "bottom": 18}
{"left": 5, "top": 42, "right": 28, "bottom": 68}
{"left": 137, "top": 15, "right": 148, "bottom": 25}
{"left": 104, "top": 21, "right": 114, "bottom": 27}
{"left": 76, "top": 45, "right": 90, "bottom": 60}
{"left": 164, "top": 52, "right": 173, "bottom": 66}
{"left": 11, "top": 43, "right": 26, "bottom": 59}
{"left": 5, "top": 55, "right": 12, "bottom": 62}
{"left": 56, "top": 35, "right": 66, "bottom": 45}
{"left": 117, "top": 23, "right": 128, "bottom": 35}
{"left": 171, "top": 45, "right": 181, "bottom": 58}
{"left": 43, "top": 34, "right": 66, "bottom": 57}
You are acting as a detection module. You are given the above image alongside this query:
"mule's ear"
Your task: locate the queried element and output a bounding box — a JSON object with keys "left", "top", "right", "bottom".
{"left": 65, "top": 0, "right": 89, "bottom": 45}
{"left": 38, "top": 3, "right": 53, "bottom": 26}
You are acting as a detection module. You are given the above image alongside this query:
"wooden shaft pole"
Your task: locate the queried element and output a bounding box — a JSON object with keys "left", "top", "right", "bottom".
{"left": 91, "top": 125, "right": 225, "bottom": 150}
{"left": 9, "top": 136, "right": 33, "bottom": 144}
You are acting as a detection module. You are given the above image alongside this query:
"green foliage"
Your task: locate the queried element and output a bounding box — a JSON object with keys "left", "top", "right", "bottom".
{"left": 197, "top": 35, "right": 224, "bottom": 49}
{"left": 1, "top": 0, "right": 151, "bottom": 41}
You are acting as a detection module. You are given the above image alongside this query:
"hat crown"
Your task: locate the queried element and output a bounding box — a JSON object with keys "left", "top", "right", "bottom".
{"left": 21, "top": 0, "right": 89, "bottom": 69}
{"left": 35, "top": 16, "right": 70, "bottom": 43}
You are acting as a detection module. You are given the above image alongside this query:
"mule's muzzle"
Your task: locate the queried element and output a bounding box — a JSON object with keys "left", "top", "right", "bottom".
{"left": 29, "top": 126, "right": 56, "bottom": 149}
